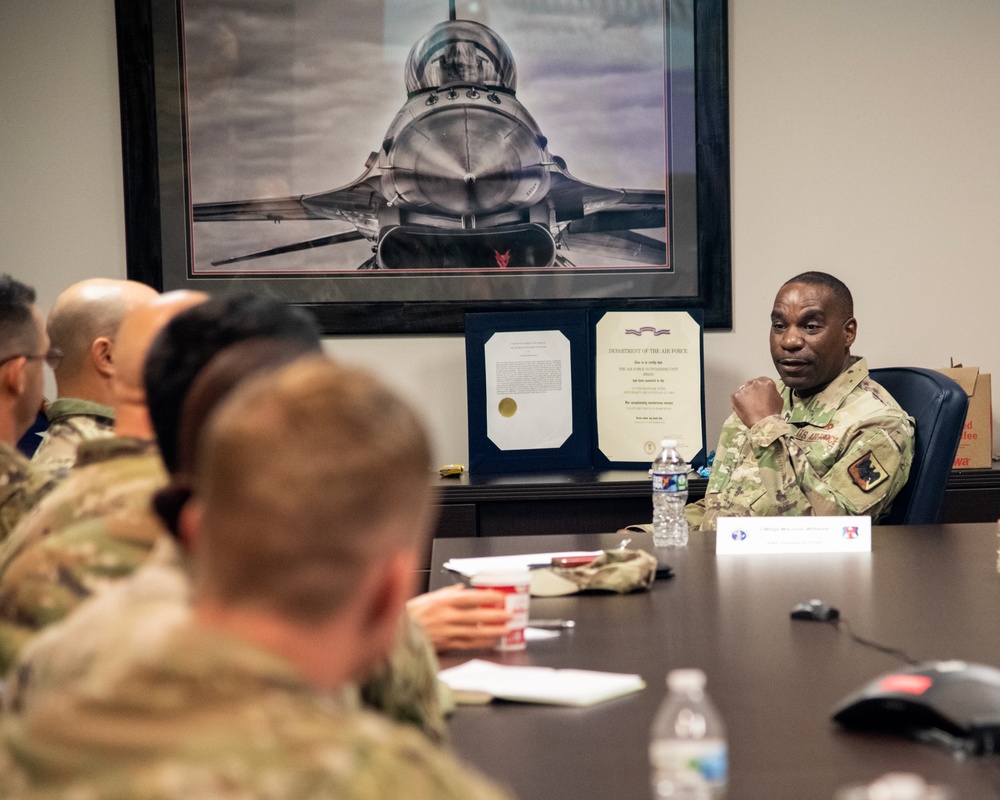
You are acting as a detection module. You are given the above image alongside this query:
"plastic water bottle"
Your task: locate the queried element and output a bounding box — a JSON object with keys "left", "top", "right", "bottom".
{"left": 649, "top": 669, "right": 728, "bottom": 800}
{"left": 651, "top": 438, "right": 689, "bottom": 547}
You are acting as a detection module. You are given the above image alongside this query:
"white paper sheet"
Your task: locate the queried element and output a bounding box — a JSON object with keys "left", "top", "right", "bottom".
{"left": 439, "top": 659, "right": 646, "bottom": 706}
{"left": 443, "top": 551, "right": 601, "bottom": 577}
{"left": 594, "top": 311, "right": 703, "bottom": 463}
{"left": 484, "top": 330, "right": 573, "bottom": 450}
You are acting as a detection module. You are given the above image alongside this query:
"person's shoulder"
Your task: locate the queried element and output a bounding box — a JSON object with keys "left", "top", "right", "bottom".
{"left": 31, "top": 412, "right": 115, "bottom": 472}
{"left": 0, "top": 441, "right": 31, "bottom": 486}
{"left": 122, "top": 704, "right": 516, "bottom": 800}
{"left": 0, "top": 446, "right": 166, "bottom": 569}
{"left": 4, "top": 559, "right": 190, "bottom": 720}
{"left": 848, "top": 375, "right": 913, "bottom": 423}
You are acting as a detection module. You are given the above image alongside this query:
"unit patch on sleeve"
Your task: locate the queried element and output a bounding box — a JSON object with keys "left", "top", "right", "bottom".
{"left": 848, "top": 451, "right": 888, "bottom": 493}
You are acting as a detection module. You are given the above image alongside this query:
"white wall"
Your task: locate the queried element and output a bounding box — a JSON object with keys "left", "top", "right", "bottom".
{"left": 3, "top": 0, "right": 999, "bottom": 466}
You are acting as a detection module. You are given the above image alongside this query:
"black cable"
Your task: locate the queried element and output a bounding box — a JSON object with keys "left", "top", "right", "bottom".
{"left": 830, "top": 616, "right": 921, "bottom": 666}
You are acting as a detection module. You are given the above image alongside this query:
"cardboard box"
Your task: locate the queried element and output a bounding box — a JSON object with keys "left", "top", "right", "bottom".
{"left": 936, "top": 363, "right": 992, "bottom": 469}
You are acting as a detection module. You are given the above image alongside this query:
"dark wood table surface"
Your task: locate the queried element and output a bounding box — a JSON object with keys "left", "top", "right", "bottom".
{"left": 430, "top": 524, "right": 1000, "bottom": 800}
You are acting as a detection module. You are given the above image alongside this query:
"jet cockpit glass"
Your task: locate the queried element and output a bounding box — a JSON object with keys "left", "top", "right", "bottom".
{"left": 405, "top": 20, "right": 517, "bottom": 95}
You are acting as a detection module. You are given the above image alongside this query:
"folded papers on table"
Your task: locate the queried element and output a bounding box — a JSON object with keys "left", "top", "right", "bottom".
{"left": 443, "top": 552, "right": 601, "bottom": 577}
{"left": 438, "top": 659, "right": 645, "bottom": 706}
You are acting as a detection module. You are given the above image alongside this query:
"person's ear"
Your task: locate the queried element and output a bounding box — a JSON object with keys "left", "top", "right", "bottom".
{"left": 843, "top": 317, "right": 857, "bottom": 349}
{"left": 359, "top": 549, "right": 419, "bottom": 655}
{"left": 0, "top": 357, "right": 27, "bottom": 397}
{"left": 177, "top": 497, "right": 204, "bottom": 555}
{"left": 91, "top": 337, "right": 114, "bottom": 378}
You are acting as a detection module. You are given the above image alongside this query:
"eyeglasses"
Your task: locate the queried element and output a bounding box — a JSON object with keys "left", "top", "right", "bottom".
{"left": 0, "top": 348, "right": 63, "bottom": 370}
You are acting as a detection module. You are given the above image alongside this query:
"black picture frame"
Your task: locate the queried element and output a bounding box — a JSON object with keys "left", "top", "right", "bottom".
{"left": 115, "top": 1, "right": 731, "bottom": 334}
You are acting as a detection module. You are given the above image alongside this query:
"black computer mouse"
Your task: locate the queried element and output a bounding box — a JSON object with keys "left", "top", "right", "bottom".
{"left": 832, "top": 660, "right": 1000, "bottom": 755}
{"left": 790, "top": 598, "right": 840, "bottom": 622}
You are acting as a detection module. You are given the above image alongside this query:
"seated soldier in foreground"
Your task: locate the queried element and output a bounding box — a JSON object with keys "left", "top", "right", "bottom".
{"left": 5, "top": 339, "right": 447, "bottom": 742}
{"left": 0, "top": 357, "right": 514, "bottom": 800}
{"left": 687, "top": 271, "right": 914, "bottom": 531}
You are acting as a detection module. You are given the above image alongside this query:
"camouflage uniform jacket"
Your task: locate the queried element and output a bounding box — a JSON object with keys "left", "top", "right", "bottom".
{"left": 686, "top": 357, "right": 915, "bottom": 532}
{"left": 0, "top": 618, "right": 514, "bottom": 800}
{"left": 0, "top": 436, "right": 165, "bottom": 573}
{"left": 0, "top": 442, "right": 57, "bottom": 547}
{"left": 0, "top": 437, "right": 168, "bottom": 669}
{"left": 3, "top": 535, "right": 451, "bottom": 743}
{"left": 30, "top": 397, "right": 115, "bottom": 473}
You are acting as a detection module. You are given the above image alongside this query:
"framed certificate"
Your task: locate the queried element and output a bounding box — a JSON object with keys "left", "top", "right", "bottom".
{"left": 466, "top": 311, "right": 592, "bottom": 473}
{"left": 592, "top": 310, "right": 705, "bottom": 468}
{"left": 466, "top": 310, "right": 704, "bottom": 473}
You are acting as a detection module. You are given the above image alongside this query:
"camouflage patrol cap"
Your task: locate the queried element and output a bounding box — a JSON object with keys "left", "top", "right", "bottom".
{"left": 530, "top": 548, "right": 658, "bottom": 597}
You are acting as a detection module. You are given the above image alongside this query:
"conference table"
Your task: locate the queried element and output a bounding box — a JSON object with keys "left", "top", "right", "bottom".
{"left": 430, "top": 523, "right": 1000, "bottom": 800}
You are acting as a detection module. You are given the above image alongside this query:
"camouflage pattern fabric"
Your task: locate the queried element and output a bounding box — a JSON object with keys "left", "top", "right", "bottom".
{"left": 0, "top": 436, "right": 166, "bottom": 576}
{"left": 30, "top": 397, "right": 115, "bottom": 473}
{"left": 3, "top": 536, "right": 188, "bottom": 719}
{"left": 3, "top": 536, "right": 452, "bottom": 743}
{"left": 0, "top": 441, "right": 58, "bottom": 546}
{"left": 686, "top": 357, "right": 914, "bottom": 532}
{"left": 532, "top": 548, "right": 658, "bottom": 596}
{"left": 0, "top": 437, "right": 168, "bottom": 670}
{"left": 0, "top": 618, "right": 514, "bottom": 800}
{"left": 362, "top": 613, "right": 454, "bottom": 743}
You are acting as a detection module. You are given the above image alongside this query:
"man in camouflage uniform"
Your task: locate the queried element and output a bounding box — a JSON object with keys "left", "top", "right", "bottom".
{"left": 0, "top": 301, "right": 449, "bottom": 741}
{"left": 31, "top": 278, "right": 159, "bottom": 473}
{"left": 0, "top": 276, "right": 60, "bottom": 543}
{"left": 687, "top": 271, "right": 914, "bottom": 532}
{"left": 0, "top": 291, "right": 208, "bottom": 666}
{"left": 0, "top": 357, "right": 514, "bottom": 800}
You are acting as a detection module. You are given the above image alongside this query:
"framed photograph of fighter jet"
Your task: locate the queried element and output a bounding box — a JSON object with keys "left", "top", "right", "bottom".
{"left": 116, "top": 0, "right": 731, "bottom": 334}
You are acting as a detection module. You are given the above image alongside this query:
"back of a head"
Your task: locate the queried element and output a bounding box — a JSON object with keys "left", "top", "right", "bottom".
{"left": 194, "top": 356, "right": 434, "bottom": 624}
{"left": 111, "top": 291, "right": 210, "bottom": 421}
{"left": 144, "top": 294, "right": 322, "bottom": 474}
{"left": 46, "top": 279, "right": 159, "bottom": 384}
{"left": 0, "top": 275, "right": 38, "bottom": 356}
{"left": 152, "top": 338, "right": 321, "bottom": 537}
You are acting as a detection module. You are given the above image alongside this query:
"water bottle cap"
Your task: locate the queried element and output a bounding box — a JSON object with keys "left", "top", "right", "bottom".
{"left": 867, "top": 774, "right": 931, "bottom": 800}
{"left": 660, "top": 438, "right": 677, "bottom": 448}
{"left": 666, "top": 668, "right": 706, "bottom": 692}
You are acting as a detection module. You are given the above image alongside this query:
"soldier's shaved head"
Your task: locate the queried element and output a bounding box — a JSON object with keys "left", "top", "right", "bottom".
{"left": 46, "top": 280, "right": 159, "bottom": 398}
{"left": 111, "top": 291, "right": 209, "bottom": 438}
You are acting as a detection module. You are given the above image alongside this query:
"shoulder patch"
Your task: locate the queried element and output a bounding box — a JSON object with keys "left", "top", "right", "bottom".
{"left": 848, "top": 451, "right": 889, "bottom": 493}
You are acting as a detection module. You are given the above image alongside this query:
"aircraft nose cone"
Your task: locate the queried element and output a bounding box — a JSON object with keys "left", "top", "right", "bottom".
{"left": 381, "top": 105, "right": 550, "bottom": 216}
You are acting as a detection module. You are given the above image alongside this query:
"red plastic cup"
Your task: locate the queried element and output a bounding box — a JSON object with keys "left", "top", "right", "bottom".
{"left": 470, "top": 569, "right": 531, "bottom": 651}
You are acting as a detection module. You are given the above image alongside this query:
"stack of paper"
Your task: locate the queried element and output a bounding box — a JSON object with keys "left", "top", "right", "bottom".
{"left": 443, "top": 552, "right": 601, "bottom": 578}
{"left": 439, "top": 659, "right": 645, "bottom": 707}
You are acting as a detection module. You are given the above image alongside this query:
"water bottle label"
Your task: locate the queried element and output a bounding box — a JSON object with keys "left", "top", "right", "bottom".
{"left": 650, "top": 739, "right": 728, "bottom": 788}
{"left": 652, "top": 472, "right": 688, "bottom": 493}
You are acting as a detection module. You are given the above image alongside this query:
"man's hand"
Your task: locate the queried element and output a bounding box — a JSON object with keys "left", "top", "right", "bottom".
{"left": 732, "top": 376, "right": 783, "bottom": 428}
{"left": 406, "top": 585, "right": 511, "bottom": 653}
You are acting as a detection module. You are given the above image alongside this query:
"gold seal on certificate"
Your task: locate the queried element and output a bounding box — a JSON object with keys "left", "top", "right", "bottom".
{"left": 498, "top": 397, "right": 518, "bottom": 418}
{"left": 594, "top": 311, "right": 703, "bottom": 463}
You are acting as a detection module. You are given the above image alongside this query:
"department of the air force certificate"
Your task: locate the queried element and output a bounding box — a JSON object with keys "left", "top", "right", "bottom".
{"left": 594, "top": 311, "right": 703, "bottom": 463}
{"left": 484, "top": 330, "right": 573, "bottom": 451}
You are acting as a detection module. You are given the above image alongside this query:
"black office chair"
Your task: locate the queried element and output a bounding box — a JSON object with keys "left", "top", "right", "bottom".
{"left": 868, "top": 367, "right": 968, "bottom": 525}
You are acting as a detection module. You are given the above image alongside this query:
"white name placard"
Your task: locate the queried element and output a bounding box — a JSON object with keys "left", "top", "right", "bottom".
{"left": 715, "top": 516, "right": 872, "bottom": 554}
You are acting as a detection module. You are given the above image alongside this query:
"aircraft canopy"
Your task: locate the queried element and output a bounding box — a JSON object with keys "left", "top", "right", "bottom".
{"left": 405, "top": 20, "right": 517, "bottom": 95}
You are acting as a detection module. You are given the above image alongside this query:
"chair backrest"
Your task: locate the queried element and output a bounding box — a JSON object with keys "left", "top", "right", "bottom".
{"left": 868, "top": 367, "right": 968, "bottom": 525}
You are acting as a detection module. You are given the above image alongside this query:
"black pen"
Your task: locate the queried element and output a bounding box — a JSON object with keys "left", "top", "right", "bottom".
{"left": 528, "top": 619, "right": 575, "bottom": 629}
